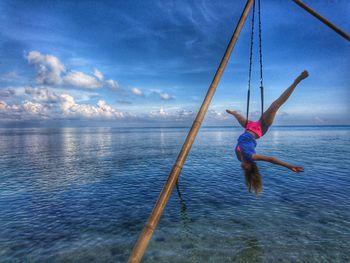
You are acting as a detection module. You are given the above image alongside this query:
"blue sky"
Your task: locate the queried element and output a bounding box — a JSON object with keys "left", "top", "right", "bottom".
{"left": 0, "top": 0, "right": 349, "bottom": 127}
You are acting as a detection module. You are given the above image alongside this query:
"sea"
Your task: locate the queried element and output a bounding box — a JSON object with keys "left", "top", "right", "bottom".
{"left": 0, "top": 126, "right": 349, "bottom": 263}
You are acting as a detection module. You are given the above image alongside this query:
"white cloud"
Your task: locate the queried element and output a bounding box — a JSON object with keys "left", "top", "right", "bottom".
{"left": 159, "top": 107, "right": 166, "bottom": 116}
{"left": 203, "top": 109, "right": 229, "bottom": 121}
{"left": 150, "top": 107, "right": 168, "bottom": 117}
{"left": 25, "top": 87, "right": 61, "bottom": 103}
{"left": 0, "top": 89, "right": 15, "bottom": 98}
{"left": 60, "top": 94, "right": 123, "bottom": 119}
{"left": 0, "top": 101, "right": 6, "bottom": 112}
{"left": 63, "top": 71, "right": 102, "bottom": 89}
{"left": 151, "top": 108, "right": 197, "bottom": 122}
{"left": 131, "top": 87, "right": 144, "bottom": 96}
{"left": 176, "top": 109, "right": 195, "bottom": 119}
{"left": 0, "top": 101, "right": 20, "bottom": 113}
{"left": 60, "top": 94, "right": 75, "bottom": 114}
{"left": 93, "top": 68, "right": 104, "bottom": 81}
{"left": 0, "top": 88, "right": 124, "bottom": 121}
{"left": 26, "top": 51, "right": 65, "bottom": 85}
{"left": 105, "top": 79, "right": 119, "bottom": 90}
{"left": 96, "top": 100, "right": 116, "bottom": 118}
{"left": 23, "top": 101, "right": 45, "bottom": 115}
{"left": 151, "top": 89, "right": 174, "bottom": 100}
{"left": 159, "top": 92, "right": 174, "bottom": 100}
{"left": 146, "top": 107, "right": 231, "bottom": 123}
{"left": 26, "top": 51, "right": 121, "bottom": 91}
{"left": 63, "top": 69, "right": 122, "bottom": 90}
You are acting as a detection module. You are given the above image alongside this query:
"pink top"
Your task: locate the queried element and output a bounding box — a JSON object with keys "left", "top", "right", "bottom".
{"left": 245, "top": 121, "right": 262, "bottom": 138}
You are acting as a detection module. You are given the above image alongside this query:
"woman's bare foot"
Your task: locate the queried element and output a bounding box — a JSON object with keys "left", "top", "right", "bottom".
{"left": 296, "top": 70, "right": 309, "bottom": 82}
{"left": 226, "top": 109, "right": 236, "bottom": 115}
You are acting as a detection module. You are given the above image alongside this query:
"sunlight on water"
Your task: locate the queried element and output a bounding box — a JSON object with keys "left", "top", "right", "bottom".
{"left": 0, "top": 127, "right": 349, "bottom": 262}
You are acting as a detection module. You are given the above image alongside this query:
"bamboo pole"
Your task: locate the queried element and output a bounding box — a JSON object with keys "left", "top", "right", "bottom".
{"left": 127, "top": 0, "right": 254, "bottom": 262}
{"left": 293, "top": 0, "right": 350, "bottom": 41}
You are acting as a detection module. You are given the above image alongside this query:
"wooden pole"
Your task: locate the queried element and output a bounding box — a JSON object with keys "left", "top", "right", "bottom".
{"left": 293, "top": 0, "right": 350, "bottom": 41}
{"left": 127, "top": 0, "right": 254, "bottom": 262}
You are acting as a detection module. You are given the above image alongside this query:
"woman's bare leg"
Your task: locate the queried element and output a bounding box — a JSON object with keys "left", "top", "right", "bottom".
{"left": 226, "top": 109, "right": 249, "bottom": 128}
{"left": 263, "top": 70, "right": 309, "bottom": 126}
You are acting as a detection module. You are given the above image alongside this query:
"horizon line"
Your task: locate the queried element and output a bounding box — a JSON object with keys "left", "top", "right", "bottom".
{"left": 0, "top": 124, "right": 350, "bottom": 129}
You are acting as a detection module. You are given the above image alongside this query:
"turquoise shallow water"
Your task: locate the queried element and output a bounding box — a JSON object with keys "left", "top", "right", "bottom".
{"left": 0, "top": 126, "right": 349, "bottom": 262}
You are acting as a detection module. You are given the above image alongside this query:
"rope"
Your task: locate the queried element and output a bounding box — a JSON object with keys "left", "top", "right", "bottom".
{"left": 246, "top": 0, "right": 255, "bottom": 127}
{"left": 258, "top": 0, "right": 264, "bottom": 118}
{"left": 245, "top": 0, "right": 264, "bottom": 125}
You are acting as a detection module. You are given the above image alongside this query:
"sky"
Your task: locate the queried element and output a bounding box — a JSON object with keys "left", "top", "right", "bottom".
{"left": 0, "top": 0, "right": 349, "bottom": 127}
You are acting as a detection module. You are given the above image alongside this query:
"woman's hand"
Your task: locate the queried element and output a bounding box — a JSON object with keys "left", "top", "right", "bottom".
{"left": 290, "top": 166, "right": 304, "bottom": 173}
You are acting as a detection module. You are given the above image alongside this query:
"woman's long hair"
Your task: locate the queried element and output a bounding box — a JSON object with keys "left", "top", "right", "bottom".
{"left": 244, "top": 163, "right": 263, "bottom": 195}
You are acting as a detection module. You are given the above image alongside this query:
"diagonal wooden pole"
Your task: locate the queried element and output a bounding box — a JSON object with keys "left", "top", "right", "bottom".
{"left": 128, "top": 0, "right": 254, "bottom": 262}
{"left": 293, "top": 0, "right": 350, "bottom": 41}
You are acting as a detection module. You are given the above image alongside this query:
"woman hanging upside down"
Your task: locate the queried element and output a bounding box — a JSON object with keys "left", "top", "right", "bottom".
{"left": 226, "top": 70, "right": 309, "bottom": 195}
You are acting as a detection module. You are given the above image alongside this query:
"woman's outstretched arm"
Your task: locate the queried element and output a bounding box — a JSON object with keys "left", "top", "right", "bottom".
{"left": 252, "top": 154, "right": 304, "bottom": 173}
{"left": 226, "top": 110, "right": 248, "bottom": 128}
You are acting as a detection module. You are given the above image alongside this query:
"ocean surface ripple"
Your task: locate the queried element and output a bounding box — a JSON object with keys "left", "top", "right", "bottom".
{"left": 0, "top": 126, "right": 349, "bottom": 262}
